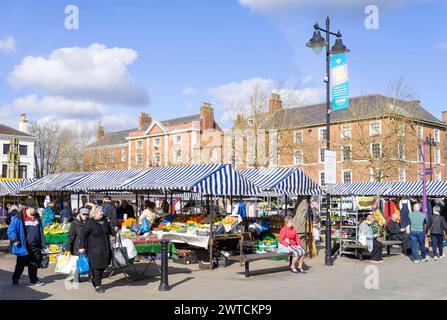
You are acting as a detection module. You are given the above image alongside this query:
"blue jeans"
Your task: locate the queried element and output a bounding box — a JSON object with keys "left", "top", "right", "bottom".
{"left": 431, "top": 234, "right": 444, "bottom": 257}
{"left": 410, "top": 231, "right": 426, "bottom": 261}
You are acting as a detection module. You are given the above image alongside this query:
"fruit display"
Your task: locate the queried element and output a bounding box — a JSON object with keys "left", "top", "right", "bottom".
{"left": 122, "top": 218, "right": 136, "bottom": 228}
{"left": 44, "top": 222, "right": 70, "bottom": 235}
{"left": 132, "top": 235, "right": 160, "bottom": 244}
{"left": 173, "top": 214, "right": 205, "bottom": 224}
{"left": 222, "top": 216, "right": 238, "bottom": 225}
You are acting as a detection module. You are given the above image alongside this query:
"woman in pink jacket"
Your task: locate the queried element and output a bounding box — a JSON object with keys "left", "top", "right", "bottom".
{"left": 278, "top": 216, "right": 306, "bottom": 273}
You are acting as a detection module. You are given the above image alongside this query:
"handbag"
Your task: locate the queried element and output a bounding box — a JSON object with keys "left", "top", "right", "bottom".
{"left": 139, "top": 217, "right": 150, "bottom": 234}
{"left": 76, "top": 253, "right": 90, "bottom": 275}
{"left": 427, "top": 216, "right": 439, "bottom": 236}
{"left": 40, "top": 254, "right": 49, "bottom": 269}
{"left": 111, "top": 235, "right": 129, "bottom": 269}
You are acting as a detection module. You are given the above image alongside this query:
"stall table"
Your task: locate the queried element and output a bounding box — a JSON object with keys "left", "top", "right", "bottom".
{"left": 45, "top": 233, "right": 68, "bottom": 245}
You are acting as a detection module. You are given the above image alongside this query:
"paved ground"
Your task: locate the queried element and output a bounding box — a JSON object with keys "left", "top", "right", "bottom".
{"left": 1, "top": 245, "right": 446, "bottom": 300}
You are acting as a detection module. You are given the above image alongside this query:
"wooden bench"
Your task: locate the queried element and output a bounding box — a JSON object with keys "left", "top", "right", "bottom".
{"left": 228, "top": 252, "right": 292, "bottom": 277}
{"left": 343, "top": 240, "right": 403, "bottom": 260}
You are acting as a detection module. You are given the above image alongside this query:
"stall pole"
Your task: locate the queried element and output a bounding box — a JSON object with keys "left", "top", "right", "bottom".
{"left": 170, "top": 192, "right": 174, "bottom": 214}
{"left": 158, "top": 239, "right": 171, "bottom": 291}
{"left": 285, "top": 195, "right": 288, "bottom": 215}
{"left": 135, "top": 191, "right": 139, "bottom": 218}
{"left": 77, "top": 193, "right": 80, "bottom": 212}
{"left": 208, "top": 194, "right": 214, "bottom": 270}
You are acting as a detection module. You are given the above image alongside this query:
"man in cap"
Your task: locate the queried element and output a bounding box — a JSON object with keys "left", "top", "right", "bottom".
{"left": 102, "top": 196, "right": 117, "bottom": 231}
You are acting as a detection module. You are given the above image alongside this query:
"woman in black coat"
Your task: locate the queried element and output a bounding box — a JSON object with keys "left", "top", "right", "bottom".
{"left": 79, "top": 206, "right": 115, "bottom": 293}
{"left": 64, "top": 209, "right": 89, "bottom": 255}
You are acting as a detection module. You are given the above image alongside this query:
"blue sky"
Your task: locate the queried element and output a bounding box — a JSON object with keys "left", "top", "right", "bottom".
{"left": 0, "top": 0, "right": 446, "bottom": 134}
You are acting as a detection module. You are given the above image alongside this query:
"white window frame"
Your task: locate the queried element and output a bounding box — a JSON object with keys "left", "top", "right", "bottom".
{"left": 417, "top": 148, "right": 423, "bottom": 162}
{"left": 434, "top": 129, "right": 440, "bottom": 143}
{"left": 417, "top": 126, "right": 423, "bottom": 140}
{"left": 247, "top": 118, "right": 254, "bottom": 126}
{"left": 121, "top": 150, "right": 126, "bottom": 162}
{"left": 435, "top": 148, "right": 441, "bottom": 165}
{"left": 398, "top": 142, "right": 405, "bottom": 161}
{"left": 398, "top": 168, "right": 406, "bottom": 182}
{"left": 153, "top": 137, "right": 161, "bottom": 147}
{"left": 136, "top": 140, "right": 143, "bottom": 150}
{"left": 397, "top": 122, "right": 405, "bottom": 137}
{"left": 174, "top": 149, "right": 182, "bottom": 162}
{"left": 174, "top": 135, "right": 182, "bottom": 144}
{"left": 418, "top": 170, "right": 423, "bottom": 181}
{"left": 341, "top": 124, "right": 352, "bottom": 140}
{"left": 294, "top": 130, "right": 303, "bottom": 144}
{"left": 294, "top": 149, "right": 304, "bottom": 165}
{"left": 369, "top": 120, "right": 381, "bottom": 137}
{"left": 370, "top": 142, "right": 381, "bottom": 159}
{"left": 319, "top": 171, "right": 325, "bottom": 186}
{"left": 436, "top": 172, "right": 442, "bottom": 181}
{"left": 319, "top": 148, "right": 326, "bottom": 163}
{"left": 135, "top": 153, "right": 143, "bottom": 166}
{"left": 109, "top": 152, "right": 114, "bottom": 163}
{"left": 153, "top": 152, "right": 161, "bottom": 166}
{"left": 342, "top": 145, "right": 352, "bottom": 161}
{"left": 342, "top": 169, "right": 352, "bottom": 183}
{"left": 318, "top": 128, "right": 327, "bottom": 141}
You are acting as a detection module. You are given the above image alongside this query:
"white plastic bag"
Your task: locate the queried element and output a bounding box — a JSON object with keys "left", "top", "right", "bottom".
{"left": 120, "top": 238, "right": 138, "bottom": 259}
{"left": 358, "top": 234, "right": 367, "bottom": 246}
{"left": 55, "top": 252, "right": 78, "bottom": 274}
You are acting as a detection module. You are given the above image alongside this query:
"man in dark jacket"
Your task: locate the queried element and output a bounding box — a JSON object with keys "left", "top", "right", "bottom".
{"left": 7, "top": 206, "right": 47, "bottom": 286}
{"left": 427, "top": 206, "right": 447, "bottom": 260}
{"left": 59, "top": 201, "right": 73, "bottom": 223}
{"left": 386, "top": 214, "right": 411, "bottom": 255}
{"left": 102, "top": 196, "right": 117, "bottom": 231}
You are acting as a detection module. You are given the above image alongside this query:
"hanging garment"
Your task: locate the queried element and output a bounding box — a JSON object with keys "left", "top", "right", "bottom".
{"left": 399, "top": 199, "right": 411, "bottom": 229}
{"left": 237, "top": 202, "right": 247, "bottom": 218}
{"left": 356, "top": 196, "right": 376, "bottom": 210}
{"left": 427, "top": 200, "right": 433, "bottom": 217}
{"left": 383, "top": 200, "right": 400, "bottom": 223}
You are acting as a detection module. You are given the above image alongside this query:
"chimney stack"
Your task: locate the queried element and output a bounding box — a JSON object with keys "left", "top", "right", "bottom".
{"left": 139, "top": 112, "right": 152, "bottom": 129}
{"left": 200, "top": 102, "right": 214, "bottom": 130}
{"left": 442, "top": 111, "right": 447, "bottom": 124}
{"left": 18, "top": 113, "right": 30, "bottom": 134}
{"left": 97, "top": 126, "right": 105, "bottom": 139}
{"left": 269, "top": 93, "right": 282, "bottom": 113}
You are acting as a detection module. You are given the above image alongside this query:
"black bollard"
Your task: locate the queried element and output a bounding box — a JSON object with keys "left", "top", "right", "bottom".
{"left": 159, "top": 239, "right": 171, "bottom": 291}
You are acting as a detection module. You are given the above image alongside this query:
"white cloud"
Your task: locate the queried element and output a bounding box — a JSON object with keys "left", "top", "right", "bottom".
{"left": 301, "top": 75, "right": 313, "bottom": 85}
{"left": 6, "top": 94, "right": 107, "bottom": 119}
{"left": 8, "top": 43, "right": 148, "bottom": 106}
{"left": 182, "top": 87, "right": 199, "bottom": 96}
{"left": 239, "top": 0, "right": 418, "bottom": 13}
{"left": 0, "top": 36, "right": 17, "bottom": 53}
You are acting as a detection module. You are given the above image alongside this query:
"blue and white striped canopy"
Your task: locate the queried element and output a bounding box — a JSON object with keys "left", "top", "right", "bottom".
{"left": 0, "top": 178, "right": 37, "bottom": 196}
{"left": 239, "top": 167, "right": 323, "bottom": 196}
{"left": 61, "top": 169, "right": 144, "bottom": 192}
{"left": 329, "top": 181, "right": 396, "bottom": 196}
{"left": 330, "top": 180, "right": 447, "bottom": 197}
{"left": 117, "top": 163, "right": 260, "bottom": 196}
{"left": 19, "top": 172, "right": 89, "bottom": 192}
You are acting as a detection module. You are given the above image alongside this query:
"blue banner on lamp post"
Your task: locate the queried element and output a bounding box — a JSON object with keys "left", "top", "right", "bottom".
{"left": 330, "top": 53, "right": 349, "bottom": 111}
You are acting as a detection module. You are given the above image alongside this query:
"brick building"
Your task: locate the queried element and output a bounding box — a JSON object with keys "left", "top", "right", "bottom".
{"left": 83, "top": 103, "right": 222, "bottom": 171}
{"left": 230, "top": 94, "right": 447, "bottom": 186}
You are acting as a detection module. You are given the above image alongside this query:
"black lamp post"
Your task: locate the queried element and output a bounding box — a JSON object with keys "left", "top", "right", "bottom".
{"left": 426, "top": 134, "right": 435, "bottom": 181}
{"left": 306, "top": 17, "right": 349, "bottom": 266}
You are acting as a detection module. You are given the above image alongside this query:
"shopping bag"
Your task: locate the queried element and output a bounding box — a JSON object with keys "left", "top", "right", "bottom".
{"left": 139, "top": 218, "right": 150, "bottom": 234}
{"left": 358, "top": 234, "right": 367, "bottom": 246}
{"left": 112, "top": 235, "right": 129, "bottom": 269}
{"left": 76, "top": 253, "right": 90, "bottom": 275}
{"left": 40, "top": 254, "right": 49, "bottom": 269}
{"left": 121, "top": 238, "right": 138, "bottom": 259}
{"left": 55, "top": 252, "right": 78, "bottom": 274}
{"left": 130, "top": 222, "right": 140, "bottom": 234}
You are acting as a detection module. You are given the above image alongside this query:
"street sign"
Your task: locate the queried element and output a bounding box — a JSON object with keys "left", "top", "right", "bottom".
{"left": 324, "top": 150, "right": 337, "bottom": 185}
{"left": 330, "top": 53, "right": 349, "bottom": 111}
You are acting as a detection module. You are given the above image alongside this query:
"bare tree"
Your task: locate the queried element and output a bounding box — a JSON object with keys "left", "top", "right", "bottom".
{"left": 57, "top": 127, "right": 91, "bottom": 172}
{"left": 31, "top": 122, "right": 63, "bottom": 178}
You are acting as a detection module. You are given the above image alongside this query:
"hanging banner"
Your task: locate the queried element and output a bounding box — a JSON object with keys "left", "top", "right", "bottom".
{"left": 324, "top": 150, "right": 337, "bottom": 185}
{"left": 330, "top": 53, "right": 349, "bottom": 111}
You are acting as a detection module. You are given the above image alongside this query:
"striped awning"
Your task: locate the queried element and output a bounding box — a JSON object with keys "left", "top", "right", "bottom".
{"left": 329, "top": 181, "right": 396, "bottom": 196}
{"left": 19, "top": 172, "right": 89, "bottom": 192}
{"left": 117, "top": 163, "right": 260, "bottom": 196}
{"left": 0, "top": 178, "right": 37, "bottom": 196}
{"left": 330, "top": 180, "right": 447, "bottom": 197}
{"left": 61, "top": 169, "right": 144, "bottom": 192}
{"left": 239, "top": 167, "right": 324, "bottom": 196}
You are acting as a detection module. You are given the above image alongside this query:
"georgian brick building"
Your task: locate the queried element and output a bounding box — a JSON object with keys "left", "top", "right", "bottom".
{"left": 82, "top": 103, "right": 222, "bottom": 171}
{"left": 232, "top": 94, "right": 447, "bottom": 186}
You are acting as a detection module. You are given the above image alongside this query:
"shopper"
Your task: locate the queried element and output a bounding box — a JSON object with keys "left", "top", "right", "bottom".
{"left": 278, "top": 216, "right": 306, "bottom": 273}
{"left": 7, "top": 206, "right": 46, "bottom": 286}
{"left": 427, "top": 205, "right": 447, "bottom": 260}
{"left": 64, "top": 208, "right": 90, "bottom": 255}
{"left": 386, "top": 214, "right": 411, "bottom": 255}
{"left": 409, "top": 203, "right": 428, "bottom": 263}
{"left": 5, "top": 205, "right": 20, "bottom": 226}
{"left": 79, "top": 206, "right": 115, "bottom": 293}
{"left": 59, "top": 201, "right": 73, "bottom": 223}
{"left": 139, "top": 201, "right": 159, "bottom": 225}
{"left": 102, "top": 196, "right": 118, "bottom": 231}
{"left": 42, "top": 202, "right": 55, "bottom": 227}
{"left": 120, "top": 200, "right": 135, "bottom": 219}
{"left": 359, "top": 214, "right": 383, "bottom": 263}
